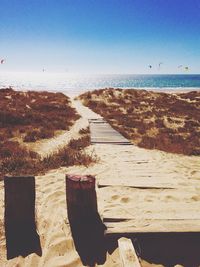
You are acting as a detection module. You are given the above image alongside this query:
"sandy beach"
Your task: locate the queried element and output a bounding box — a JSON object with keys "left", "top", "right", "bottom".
{"left": 1, "top": 92, "right": 200, "bottom": 266}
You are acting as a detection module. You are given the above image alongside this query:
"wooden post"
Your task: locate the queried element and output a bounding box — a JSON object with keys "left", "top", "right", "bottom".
{"left": 4, "top": 176, "right": 42, "bottom": 259}
{"left": 118, "top": 237, "right": 141, "bottom": 267}
{"left": 66, "top": 174, "right": 106, "bottom": 266}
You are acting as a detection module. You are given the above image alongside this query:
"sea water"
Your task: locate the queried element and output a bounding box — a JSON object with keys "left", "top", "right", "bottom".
{"left": 0, "top": 72, "right": 200, "bottom": 96}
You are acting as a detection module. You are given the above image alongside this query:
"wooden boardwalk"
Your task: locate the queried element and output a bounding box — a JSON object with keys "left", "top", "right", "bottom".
{"left": 89, "top": 118, "right": 131, "bottom": 145}
{"left": 74, "top": 100, "right": 200, "bottom": 235}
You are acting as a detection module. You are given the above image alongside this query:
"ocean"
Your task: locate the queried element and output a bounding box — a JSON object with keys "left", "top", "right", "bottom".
{"left": 0, "top": 72, "right": 200, "bottom": 96}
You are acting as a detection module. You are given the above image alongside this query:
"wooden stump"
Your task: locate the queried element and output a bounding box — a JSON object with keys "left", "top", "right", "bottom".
{"left": 4, "top": 176, "right": 42, "bottom": 259}
{"left": 66, "top": 174, "right": 106, "bottom": 266}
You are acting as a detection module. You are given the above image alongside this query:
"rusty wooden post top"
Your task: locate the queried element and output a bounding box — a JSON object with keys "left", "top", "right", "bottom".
{"left": 4, "top": 176, "right": 35, "bottom": 181}
{"left": 66, "top": 174, "right": 96, "bottom": 190}
{"left": 66, "top": 174, "right": 95, "bottom": 182}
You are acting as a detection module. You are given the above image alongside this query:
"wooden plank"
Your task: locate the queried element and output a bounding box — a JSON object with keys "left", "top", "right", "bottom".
{"left": 89, "top": 119, "right": 131, "bottom": 144}
{"left": 106, "top": 219, "right": 200, "bottom": 234}
{"left": 118, "top": 237, "right": 141, "bottom": 267}
{"left": 102, "top": 202, "right": 200, "bottom": 221}
{"left": 4, "top": 176, "right": 42, "bottom": 259}
{"left": 91, "top": 137, "right": 130, "bottom": 141}
{"left": 92, "top": 141, "right": 131, "bottom": 145}
{"left": 103, "top": 213, "right": 200, "bottom": 221}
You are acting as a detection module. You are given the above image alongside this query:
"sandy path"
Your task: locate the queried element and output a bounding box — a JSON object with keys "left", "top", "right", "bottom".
{"left": 27, "top": 117, "right": 89, "bottom": 158}
{"left": 0, "top": 100, "right": 199, "bottom": 267}
{"left": 72, "top": 99, "right": 103, "bottom": 120}
{"left": 25, "top": 99, "right": 90, "bottom": 158}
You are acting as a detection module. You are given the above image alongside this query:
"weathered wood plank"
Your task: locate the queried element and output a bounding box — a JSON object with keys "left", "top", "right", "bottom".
{"left": 89, "top": 120, "right": 131, "bottom": 144}
{"left": 118, "top": 237, "right": 141, "bottom": 267}
{"left": 102, "top": 200, "right": 200, "bottom": 222}
{"left": 92, "top": 141, "right": 131, "bottom": 145}
{"left": 103, "top": 212, "right": 200, "bottom": 221}
{"left": 106, "top": 219, "right": 200, "bottom": 234}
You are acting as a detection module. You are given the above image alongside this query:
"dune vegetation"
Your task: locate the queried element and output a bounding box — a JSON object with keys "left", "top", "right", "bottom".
{"left": 0, "top": 88, "right": 96, "bottom": 179}
{"left": 0, "top": 88, "right": 80, "bottom": 142}
{"left": 79, "top": 88, "right": 200, "bottom": 156}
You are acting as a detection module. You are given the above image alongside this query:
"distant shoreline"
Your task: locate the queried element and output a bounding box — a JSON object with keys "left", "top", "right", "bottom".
{"left": 1, "top": 86, "right": 200, "bottom": 98}
{"left": 0, "top": 72, "right": 200, "bottom": 95}
{"left": 75, "top": 87, "right": 200, "bottom": 97}
{"left": 136, "top": 87, "right": 200, "bottom": 94}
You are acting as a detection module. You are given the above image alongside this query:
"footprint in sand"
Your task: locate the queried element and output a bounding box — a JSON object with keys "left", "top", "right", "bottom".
{"left": 111, "top": 195, "right": 119, "bottom": 201}
{"left": 165, "top": 195, "right": 177, "bottom": 201}
{"left": 191, "top": 195, "right": 200, "bottom": 201}
{"left": 145, "top": 197, "right": 154, "bottom": 202}
{"left": 120, "top": 197, "right": 130, "bottom": 203}
{"left": 190, "top": 170, "right": 200, "bottom": 176}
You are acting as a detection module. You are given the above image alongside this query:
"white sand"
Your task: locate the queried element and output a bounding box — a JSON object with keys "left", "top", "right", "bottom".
{"left": 0, "top": 100, "right": 199, "bottom": 267}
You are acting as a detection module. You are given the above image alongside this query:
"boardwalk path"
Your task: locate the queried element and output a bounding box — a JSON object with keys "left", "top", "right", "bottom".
{"left": 72, "top": 99, "right": 131, "bottom": 144}
{"left": 89, "top": 118, "right": 131, "bottom": 145}
{"left": 73, "top": 100, "right": 200, "bottom": 234}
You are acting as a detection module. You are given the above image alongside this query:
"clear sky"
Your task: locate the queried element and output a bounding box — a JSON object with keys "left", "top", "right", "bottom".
{"left": 0, "top": 0, "right": 200, "bottom": 74}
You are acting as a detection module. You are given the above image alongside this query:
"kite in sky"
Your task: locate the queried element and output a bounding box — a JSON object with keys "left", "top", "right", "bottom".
{"left": 178, "top": 65, "right": 189, "bottom": 71}
{"left": 148, "top": 65, "right": 152, "bottom": 69}
{"left": 0, "top": 59, "right": 5, "bottom": 64}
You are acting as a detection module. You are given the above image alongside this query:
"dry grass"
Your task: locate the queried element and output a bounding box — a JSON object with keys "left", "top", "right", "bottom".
{"left": 23, "top": 128, "right": 54, "bottom": 142}
{"left": 0, "top": 134, "right": 97, "bottom": 180}
{"left": 79, "top": 126, "right": 90, "bottom": 135}
{"left": 0, "top": 140, "right": 39, "bottom": 179}
{"left": 0, "top": 88, "right": 80, "bottom": 142}
{"left": 42, "top": 140, "right": 97, "bottom": 170}
{"left": 79, "top": 88, "right": 200, "bottom": 156}
{"left": 68, "top": 135, "right": 90, "bottom": 150}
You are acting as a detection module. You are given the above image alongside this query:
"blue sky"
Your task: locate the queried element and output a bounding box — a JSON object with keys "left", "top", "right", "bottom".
{"left": 0, "top": 0, "right": 200, "bottom": 74}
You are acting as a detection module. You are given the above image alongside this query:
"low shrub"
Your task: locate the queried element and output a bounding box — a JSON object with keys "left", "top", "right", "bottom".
{"left": 23, "top": 128, "right": 55, "bottom": 142}
{"left": 0, "top": 141, "right": 38, "bottom": 159}
{"left": 68, "top": 136, "right": 90, "bottom": 150}
{"left": 79, "top": 127, "right": 90, "bottom": 135}
{"left": 1, "top": 157, "right": 38, "bottom": 175}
